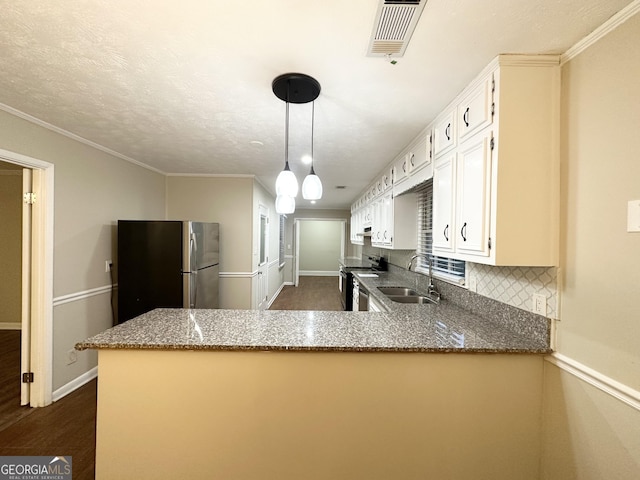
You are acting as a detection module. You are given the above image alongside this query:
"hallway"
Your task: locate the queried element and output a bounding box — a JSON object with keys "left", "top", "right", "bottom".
{"left": 269, "top": 276, "right": 342, "bottom": 311}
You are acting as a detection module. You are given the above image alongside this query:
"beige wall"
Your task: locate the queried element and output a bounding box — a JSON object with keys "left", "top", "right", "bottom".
{"left": 299, "top": 220, "right": 342, "bottom": 273}
{"left": 166, "top": 176, "right": 254, "bottom": 308}
{"left": 0, "top": 109, "right": 166, "bottom": 390}
{"left": 541, "top": 12, "right": 640, "bottom": 479}
{"left": 0, "top": 163, "right": 22, "bottom": 327}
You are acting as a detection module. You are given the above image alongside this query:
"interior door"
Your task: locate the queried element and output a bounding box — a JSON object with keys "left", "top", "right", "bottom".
{"left": 21, "top": 168, "right": 32, "bottom": 406}
{"left": 256, "top": 205, "right": 269, "bottom": 310}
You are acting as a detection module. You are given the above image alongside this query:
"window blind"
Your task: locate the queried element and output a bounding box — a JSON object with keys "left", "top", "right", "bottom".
{"left": 414, "top": 180, "right": 465, "bottom": 284}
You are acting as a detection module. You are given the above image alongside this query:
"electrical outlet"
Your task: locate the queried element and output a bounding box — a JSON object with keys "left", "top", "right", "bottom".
{"left": 105, "top": 260, "right": 112, "bottom": 273}
{"left": 66, "top": 349, "right": 77, "bottom": 365}
{"left": 532, "top": 293, "right": 547, "bottom": 316}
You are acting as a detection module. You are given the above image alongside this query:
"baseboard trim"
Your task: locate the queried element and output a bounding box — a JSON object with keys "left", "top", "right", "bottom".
{"left": 266, "top": 283, "right": 287, "bottom": 309}
{"left": 545, "top": 353, "right": 640, "bottom": 412}
{"left": 0, "top": 323, "right": 21, "bottom": 330}
{"left": 299, "top": 271, "right": 339, "bottom": 277}
{"left": 52, "top": 366, "right": 98, "bottom": 402}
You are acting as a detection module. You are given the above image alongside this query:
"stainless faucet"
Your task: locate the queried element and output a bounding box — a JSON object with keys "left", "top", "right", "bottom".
{"left": 407, "top": 253, "right": 441, "bottom": 303}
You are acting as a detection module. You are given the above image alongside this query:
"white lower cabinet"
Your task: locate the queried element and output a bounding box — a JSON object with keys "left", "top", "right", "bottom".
{"left": 369, "top": 296, "right": 384, "bottom": 312}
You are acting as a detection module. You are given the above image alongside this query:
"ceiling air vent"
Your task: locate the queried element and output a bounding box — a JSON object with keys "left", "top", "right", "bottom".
{"left": 367, "top": 0, "right": 427, "bottom": 58}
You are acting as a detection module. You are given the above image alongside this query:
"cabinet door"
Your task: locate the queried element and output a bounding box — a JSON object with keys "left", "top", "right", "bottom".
{"left": 432, "top": 153, "right": 456, "bottom": 253}
{"left": 433, "top": 110, "right": 456, "bottom": 157}
{"left": 382, "top": 193, "right": 393, "bottom": 246}
{"left": 408, "top": 135, "right": 429, "bottom": 173}
{"left": 458, "top": 75, "right": 493, "bottom": 141}
{"left": 456, "top": 134, "right": 492, "bottom": 257}
{"left": 371, "top": 199, "right": 383, "bottom": 246}
{"left": 393, "top": 154, "right": 409, "bottom": 184}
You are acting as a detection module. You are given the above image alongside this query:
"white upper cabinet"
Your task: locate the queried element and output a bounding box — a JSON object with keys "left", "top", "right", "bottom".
{"left": 458, "top": 75, "right": 494, "bottom": 141}
{"left": 431, "top": 54, "right": 560, "bottom": 266}
{"left": 433, "top": 109, "right": 456, "bottom": 158}
{"left": 393, "top": 132, "right": 433, "bottom": 197}
{"left": 432, "top": 153, "right": 456, "bottom": 253}
{"left": 454, "top": 133, "right": 492, "bottom": 257}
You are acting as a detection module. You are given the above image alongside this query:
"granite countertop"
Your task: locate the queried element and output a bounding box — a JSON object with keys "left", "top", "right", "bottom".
{"left": 76, "top": 269, "right": 551, "bottom": 354}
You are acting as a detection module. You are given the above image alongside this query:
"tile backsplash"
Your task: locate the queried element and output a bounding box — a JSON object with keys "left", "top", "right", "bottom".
{"left": 361, "top": 237, "right": 558, "bottom": 319}
{"left": 467, "top": 263, "right": 558, "bottom": 319}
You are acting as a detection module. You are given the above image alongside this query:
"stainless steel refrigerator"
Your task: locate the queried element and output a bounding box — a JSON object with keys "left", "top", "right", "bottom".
{"left": 117, "top": 220, "right": 220, "bottom": 322}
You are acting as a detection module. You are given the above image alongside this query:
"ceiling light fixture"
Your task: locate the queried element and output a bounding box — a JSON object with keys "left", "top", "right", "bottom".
{"left": 302, "top": 101, "right": 323, "bottom": 201}
{"left": 272, "top": 73, "right": 321, "bottom": 214}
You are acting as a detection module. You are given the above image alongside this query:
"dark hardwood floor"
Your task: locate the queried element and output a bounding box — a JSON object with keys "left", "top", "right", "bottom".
{"left": 269, "top": 275, "right": 343, "bottom": 311}
{"left": 0, "top": 331, "right": 97, "bottom": 480}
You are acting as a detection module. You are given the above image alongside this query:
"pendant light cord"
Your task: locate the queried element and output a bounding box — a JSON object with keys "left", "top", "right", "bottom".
{"left": 284, "top": 81, "right": 290, "bottom": 169}
{"left": 311, "top": 101, "right": 315, "bottom": 174}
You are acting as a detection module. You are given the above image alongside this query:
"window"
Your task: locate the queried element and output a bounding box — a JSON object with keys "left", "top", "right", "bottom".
{"left": 415, "top": 180, "right": 465, "bottom": 284}
{"left": 278, "top": 215, "right": 286, "bottom": 268}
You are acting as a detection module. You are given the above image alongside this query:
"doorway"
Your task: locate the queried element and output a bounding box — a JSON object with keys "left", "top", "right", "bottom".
{"left": 0, "top": 163, "right": 25, "bottom": 427}
{"left": 293, "top": 219, "right": 346, "bottom": 287}
{"left": 0, "top": 148, "right": 55, "bottom": 409}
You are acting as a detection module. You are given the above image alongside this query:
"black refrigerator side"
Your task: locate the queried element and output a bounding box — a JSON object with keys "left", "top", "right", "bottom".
{"left": 117, "top": 220, "right": 184, "bottom": 322}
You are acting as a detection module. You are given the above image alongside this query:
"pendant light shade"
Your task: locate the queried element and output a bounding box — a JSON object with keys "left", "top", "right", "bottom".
{"left": 275, "top": 162, "right": 298, "bottom": 197}
{"left": 302, "top": 166, "right": 323, "bottom": 200}
{"left": 302, "top": 101, "right": 323, "bottom": 200}
{"left": 275, "top": 194, "right": 295, "bottom": 214}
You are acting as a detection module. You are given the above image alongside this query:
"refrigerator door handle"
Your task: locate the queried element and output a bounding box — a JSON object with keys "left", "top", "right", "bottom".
{"left": 190, "top": 270, "right": 198, "bottom": 309}
{"left": 190, "top": 233, "right": 197, "bottom": 272}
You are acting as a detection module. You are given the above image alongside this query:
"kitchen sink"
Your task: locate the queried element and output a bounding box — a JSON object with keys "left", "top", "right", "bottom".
{"left": 386, "top": 295, "right": 436, "bottom": 304}
{"left": 377, "top": 287, "right": 420, "bottom": 296}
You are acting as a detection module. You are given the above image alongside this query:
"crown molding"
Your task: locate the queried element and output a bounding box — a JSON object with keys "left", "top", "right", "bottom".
{"left": 0, "top": 102, "right": 166, "bottom": 175}
{"left": 561, "top": 0, "right": 640, "bottom": 65}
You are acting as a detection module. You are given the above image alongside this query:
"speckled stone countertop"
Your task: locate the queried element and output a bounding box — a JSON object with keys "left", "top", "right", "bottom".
{"left": 76, "top": 269, "right": 551, "bottom": 354}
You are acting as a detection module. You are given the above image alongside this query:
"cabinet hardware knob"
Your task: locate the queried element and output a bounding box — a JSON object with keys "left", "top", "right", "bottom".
{"left": 445, "top": 123, "right": 451, "bottom": 141}
{"left": 461, "top": 222, "right": 467, "bottom": 242}
{"left": 463, "top": 107, "right": 470, "bottom": 127}
{"left": 444, "top": 225, "right": 449, "bottom": 241}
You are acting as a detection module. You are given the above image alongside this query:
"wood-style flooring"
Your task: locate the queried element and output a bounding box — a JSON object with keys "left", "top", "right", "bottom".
{"left": 0, "top": 331, "right": 96, "bottom": 480}
{"left": 269, "top": 275, "right": 343, "bottom": 311}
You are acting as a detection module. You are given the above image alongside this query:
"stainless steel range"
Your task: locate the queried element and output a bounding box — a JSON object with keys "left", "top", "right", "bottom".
{"left": 338, "top": 255, "right": 387, "bottom": 311}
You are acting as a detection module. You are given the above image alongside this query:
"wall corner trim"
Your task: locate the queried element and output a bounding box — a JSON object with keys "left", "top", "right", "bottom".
{"left": 545, "top": 353, "right": 640, "bottom": 412}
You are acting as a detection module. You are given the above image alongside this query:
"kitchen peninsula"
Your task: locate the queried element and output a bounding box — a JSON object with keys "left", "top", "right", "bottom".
{"left": 78, "top": 274, "right": 550, "bottom": 480}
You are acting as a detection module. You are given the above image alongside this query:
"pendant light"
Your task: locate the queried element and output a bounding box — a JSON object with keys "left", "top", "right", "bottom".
{"left": 272, "top": 73, "right": 321, "bottom": 213}
{"left": 302, "top": 101, "right": 323, "bottom": 200}
{"left": 275, "top": 99, "right": 298, "bottom": 198}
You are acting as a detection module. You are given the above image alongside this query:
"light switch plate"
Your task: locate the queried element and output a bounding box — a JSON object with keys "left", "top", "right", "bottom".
{"left": 627, "top": 200, "right": 640, "bottom": 232}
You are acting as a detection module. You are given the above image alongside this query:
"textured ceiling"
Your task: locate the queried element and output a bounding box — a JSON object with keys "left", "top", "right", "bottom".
{"left": 0, "top": 0, "right": 633, "bottom": 209}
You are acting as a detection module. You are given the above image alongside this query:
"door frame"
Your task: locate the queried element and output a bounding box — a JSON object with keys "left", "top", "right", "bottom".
{"left": 293, "top": 218, "right": 346, "bottom": 287}
{"left": 0, "top": 148, "right": 54, "bottom": 407}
